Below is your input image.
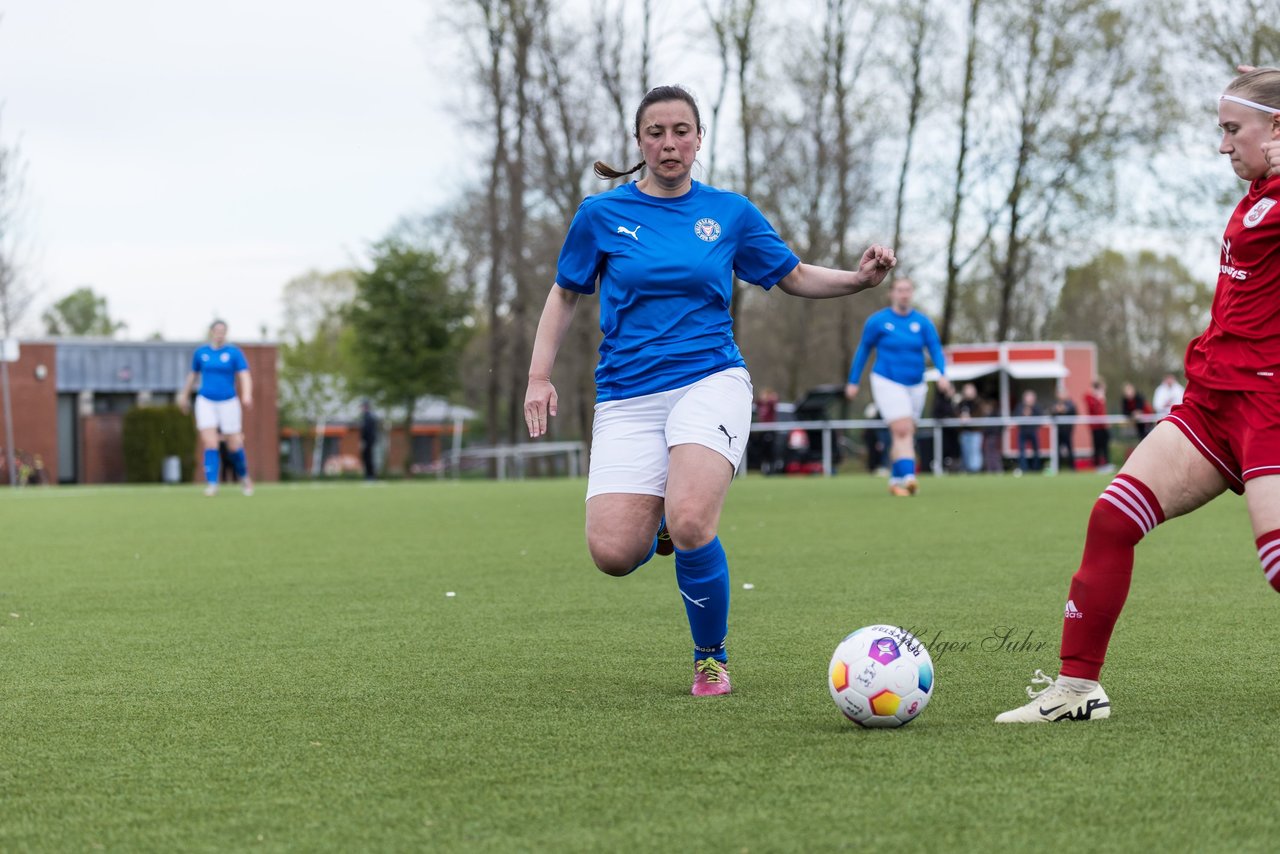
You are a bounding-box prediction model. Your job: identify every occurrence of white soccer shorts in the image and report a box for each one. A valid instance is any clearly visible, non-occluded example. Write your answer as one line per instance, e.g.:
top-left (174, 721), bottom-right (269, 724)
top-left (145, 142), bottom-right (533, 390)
top-left (586, 367), bottom-right (753, 499)
top-left (870, 373), bottom-right (927, 423)
top-left (194, 395), bottom-right (244, 435)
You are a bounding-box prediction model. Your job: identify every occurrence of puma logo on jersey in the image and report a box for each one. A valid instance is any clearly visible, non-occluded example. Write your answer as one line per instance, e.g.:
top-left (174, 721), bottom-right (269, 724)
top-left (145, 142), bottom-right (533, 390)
top-left (616, 225), bottom-right (641, 241)
top-left (717, 424), bottom-right (737, 447)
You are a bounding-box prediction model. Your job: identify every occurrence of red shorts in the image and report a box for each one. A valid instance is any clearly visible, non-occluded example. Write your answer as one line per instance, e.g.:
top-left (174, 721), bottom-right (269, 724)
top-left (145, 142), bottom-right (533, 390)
top-left (1164, 381), bottom-right (1280, 495)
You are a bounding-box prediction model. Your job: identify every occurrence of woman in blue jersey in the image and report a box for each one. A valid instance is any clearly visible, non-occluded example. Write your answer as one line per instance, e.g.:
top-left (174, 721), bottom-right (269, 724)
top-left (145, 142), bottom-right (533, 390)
top-left (178, 320), bottom-right (254, 497)
top-left (844, 277), bottom-right (951, 496)
top-left (523, 85), bottom-right (897, 697)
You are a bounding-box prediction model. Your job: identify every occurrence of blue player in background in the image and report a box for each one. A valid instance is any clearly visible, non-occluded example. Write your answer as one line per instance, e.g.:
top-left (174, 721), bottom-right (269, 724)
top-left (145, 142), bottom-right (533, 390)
top-left (523, 85), bottom-right (897, 697)
top-left (845, 277), bottom-right (951, 496)
top-left (178, 320), bottom-right (254, 497)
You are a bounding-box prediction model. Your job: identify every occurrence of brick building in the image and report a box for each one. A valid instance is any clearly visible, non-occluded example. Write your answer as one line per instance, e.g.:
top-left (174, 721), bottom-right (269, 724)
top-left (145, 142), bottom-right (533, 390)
top-left (281, 397), bottom-right (474, 477)
top-left (0, 339), bottom-right (277, 485)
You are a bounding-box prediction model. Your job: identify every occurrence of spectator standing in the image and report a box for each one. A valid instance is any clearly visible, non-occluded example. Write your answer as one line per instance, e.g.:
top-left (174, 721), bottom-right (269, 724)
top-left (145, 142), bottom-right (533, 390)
top-left (863, 402), bottom-right (889, 475)
top-left (1085, 379), bottom-right (1113, 472)
top-left (1051, 390), bottom-right (1079, 472)
top-left (359, 400), bottom-right (379, 480)
top-left (929, 386), bottom-right (960, 473)
top-left (955, 383), bottom-right (984, 473)
top-left (1151, 372), bottom-right (1185, 419)
top-left (1121, 382), bottom-right (1151, 439)
top-left (1015, 389), bottom-right (1044, 472)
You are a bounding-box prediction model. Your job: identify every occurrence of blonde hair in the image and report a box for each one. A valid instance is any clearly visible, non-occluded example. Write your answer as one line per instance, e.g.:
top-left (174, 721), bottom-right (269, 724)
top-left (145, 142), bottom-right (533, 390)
top-left (1225, 67), bottom-right (1280, 110)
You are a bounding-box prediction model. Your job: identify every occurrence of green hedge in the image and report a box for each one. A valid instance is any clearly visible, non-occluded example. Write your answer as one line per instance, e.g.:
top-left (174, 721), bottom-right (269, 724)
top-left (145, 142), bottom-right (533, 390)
top-left (122, 405), bottom-right (197, 483)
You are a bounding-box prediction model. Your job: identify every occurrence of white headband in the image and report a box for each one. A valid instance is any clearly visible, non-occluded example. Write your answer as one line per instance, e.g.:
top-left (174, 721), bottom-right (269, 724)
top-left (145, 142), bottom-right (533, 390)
top-left (1221, 94), bottom-right (1280, 114)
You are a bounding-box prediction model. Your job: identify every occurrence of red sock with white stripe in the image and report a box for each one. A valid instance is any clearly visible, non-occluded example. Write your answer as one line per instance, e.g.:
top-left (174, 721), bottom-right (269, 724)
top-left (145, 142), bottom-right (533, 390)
top-left (1257, 531), bottom-right (1280, 592)
top-left (1059, 474), bottom-right (1165, 681)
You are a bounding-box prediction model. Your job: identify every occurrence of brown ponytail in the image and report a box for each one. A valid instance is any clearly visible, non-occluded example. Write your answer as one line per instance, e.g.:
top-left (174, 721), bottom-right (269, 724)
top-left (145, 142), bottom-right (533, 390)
top-left (593, 159), bottom-right (646, 180)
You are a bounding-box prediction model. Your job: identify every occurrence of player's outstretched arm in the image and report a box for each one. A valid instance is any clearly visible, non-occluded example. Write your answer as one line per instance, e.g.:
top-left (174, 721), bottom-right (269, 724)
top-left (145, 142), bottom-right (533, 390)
top-left (238, 370), bottom-right (253, 409)
top-left (776, 244), bottom-right (896, 299)
top-left (177, 371), bottom-right (197, 414)
top-left (525, 285), bottom-right (580, 439)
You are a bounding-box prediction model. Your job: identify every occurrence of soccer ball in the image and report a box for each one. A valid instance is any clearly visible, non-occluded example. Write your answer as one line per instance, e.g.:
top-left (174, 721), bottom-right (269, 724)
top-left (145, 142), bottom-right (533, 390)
top-left (828, 625), bottom-right (934, 728)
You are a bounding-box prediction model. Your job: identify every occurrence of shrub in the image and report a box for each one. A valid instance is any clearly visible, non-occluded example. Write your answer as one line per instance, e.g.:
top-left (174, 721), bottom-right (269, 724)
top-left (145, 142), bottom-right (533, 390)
top-left (123, 405), bottom-right (196, 483)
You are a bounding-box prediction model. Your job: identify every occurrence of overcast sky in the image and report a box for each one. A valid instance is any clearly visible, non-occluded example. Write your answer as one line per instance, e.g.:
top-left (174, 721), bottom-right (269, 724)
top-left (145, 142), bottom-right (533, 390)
top-left (1, 0), bottom-right (466, 341)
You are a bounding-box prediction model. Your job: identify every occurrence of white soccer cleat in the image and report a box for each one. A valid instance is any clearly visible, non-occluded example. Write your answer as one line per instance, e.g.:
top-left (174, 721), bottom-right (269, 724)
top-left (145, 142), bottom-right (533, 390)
top-left (994, 668), bottom-right (1111, 723)
top-left (241, 476), bottom-right (254, 497)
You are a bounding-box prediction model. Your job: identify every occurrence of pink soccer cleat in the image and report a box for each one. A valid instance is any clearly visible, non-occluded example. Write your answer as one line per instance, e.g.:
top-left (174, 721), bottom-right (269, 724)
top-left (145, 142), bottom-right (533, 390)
top-left (692, 658), bottom-right (732, 696)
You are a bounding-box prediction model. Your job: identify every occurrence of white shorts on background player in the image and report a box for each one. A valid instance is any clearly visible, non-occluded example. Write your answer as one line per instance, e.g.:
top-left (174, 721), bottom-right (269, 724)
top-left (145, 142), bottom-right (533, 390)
top-left (194, 395), bottom-right (243, 434)
top-left (870, 373), bottom-right (927, 423)
top-left (586, 367), bottom-right (753, 500)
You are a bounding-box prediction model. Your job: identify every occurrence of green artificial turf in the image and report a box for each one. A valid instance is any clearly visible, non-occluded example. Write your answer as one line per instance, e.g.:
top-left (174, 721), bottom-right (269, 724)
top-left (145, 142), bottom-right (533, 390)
top-left (2, 473), bottom-right (1278, 852)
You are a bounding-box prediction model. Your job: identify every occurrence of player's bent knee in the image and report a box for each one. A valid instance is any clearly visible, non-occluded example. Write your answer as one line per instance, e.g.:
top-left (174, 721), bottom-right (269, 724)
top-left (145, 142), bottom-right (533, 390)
top-left (587, 539), bottom-right (647, 577)
top-left (1089, 474), bottom-right (1165, 546)
top-left (665, 513), bottom-right (717, 552)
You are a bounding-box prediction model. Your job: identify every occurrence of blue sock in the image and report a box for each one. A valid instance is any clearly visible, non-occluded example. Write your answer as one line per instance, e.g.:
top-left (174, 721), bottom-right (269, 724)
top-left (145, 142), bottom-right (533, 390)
top-left (675, 536), bottom-right (730, 662)
top-left (892, 458), bottom-right (915, 480)
top-left (230, 448), bottom-right (248, 478)
top-left (203, 449), bottom-right (220, 485)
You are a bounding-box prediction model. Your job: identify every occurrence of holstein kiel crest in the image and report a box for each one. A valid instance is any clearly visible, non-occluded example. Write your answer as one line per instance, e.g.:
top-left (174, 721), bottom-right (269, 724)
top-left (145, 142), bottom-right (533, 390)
top-left (1244, 198), bottom-right (1276, 229)
top-left (694, 217), bottom-right (722, 242)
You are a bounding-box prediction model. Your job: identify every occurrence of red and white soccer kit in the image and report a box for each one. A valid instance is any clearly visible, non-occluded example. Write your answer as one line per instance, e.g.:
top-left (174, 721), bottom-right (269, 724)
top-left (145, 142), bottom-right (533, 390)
top-left (1060, 175), bottom-right (1280, 680)
top-left (1169, 173), bottom-right (1280, 492)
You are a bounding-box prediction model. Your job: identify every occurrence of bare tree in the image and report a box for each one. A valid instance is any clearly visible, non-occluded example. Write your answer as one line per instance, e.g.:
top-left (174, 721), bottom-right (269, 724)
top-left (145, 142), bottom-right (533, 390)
top-left (888, 0), bottom-right (937, 258)
top-left (500, 0), bottom-right (539, 445)
top-left (1181, 0), bottom-right (1280, 72)
top-left (974, 0), bottom-right (1174, 341)
top-left (701, 0), bottom-right (733, 184)
top-left (0, 115), bottom-right (34, 486)
top-left (728, 0), bottom-right (883, 401)
top-left (941, 0), bottom-right (984, 345)
top-left (703, 0), bottom-right (762, 333)
top-left (470, 0), bottom-right (512, 454)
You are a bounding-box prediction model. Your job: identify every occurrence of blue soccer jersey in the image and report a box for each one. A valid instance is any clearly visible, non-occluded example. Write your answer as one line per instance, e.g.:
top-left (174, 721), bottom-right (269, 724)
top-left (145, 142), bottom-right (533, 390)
top-left (556, 180), bottom-right (800, 401)
top-left (848, 307), bottom-right (946, 387)
top-left (192, 345), bottom-right (249, 401)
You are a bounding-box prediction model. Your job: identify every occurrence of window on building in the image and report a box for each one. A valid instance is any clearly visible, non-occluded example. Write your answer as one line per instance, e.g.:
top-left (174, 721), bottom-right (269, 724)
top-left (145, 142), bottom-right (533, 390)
top-left (93, 393), bottom-right (136, 414)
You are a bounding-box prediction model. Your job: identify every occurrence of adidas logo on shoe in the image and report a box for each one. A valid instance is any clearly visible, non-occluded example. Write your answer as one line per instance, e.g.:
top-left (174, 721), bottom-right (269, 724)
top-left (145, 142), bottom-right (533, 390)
top-left (1064, 599), bottom-right (1083, 619)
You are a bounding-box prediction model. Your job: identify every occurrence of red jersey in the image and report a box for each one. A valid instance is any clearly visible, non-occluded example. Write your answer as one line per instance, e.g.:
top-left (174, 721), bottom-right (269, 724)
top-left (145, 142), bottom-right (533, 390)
top-left (1184, 173), bottom-right (1280, 391)
top-left (1084, 393), bottom-right (1107, 417)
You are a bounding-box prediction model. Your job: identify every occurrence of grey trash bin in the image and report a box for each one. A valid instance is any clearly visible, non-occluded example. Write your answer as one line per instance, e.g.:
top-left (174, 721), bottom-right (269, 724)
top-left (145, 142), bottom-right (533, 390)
top-left (162, 455), bottom-right (181, 484)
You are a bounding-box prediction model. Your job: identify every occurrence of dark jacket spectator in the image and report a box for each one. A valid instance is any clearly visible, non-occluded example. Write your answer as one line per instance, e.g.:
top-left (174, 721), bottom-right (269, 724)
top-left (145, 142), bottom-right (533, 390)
top-left (1015, 390), bottom-right (1044, 472)
top-left (1121, 382), bottom-right (1150, 439)
top-left (1051, 392), bottom-right (1078, 471)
